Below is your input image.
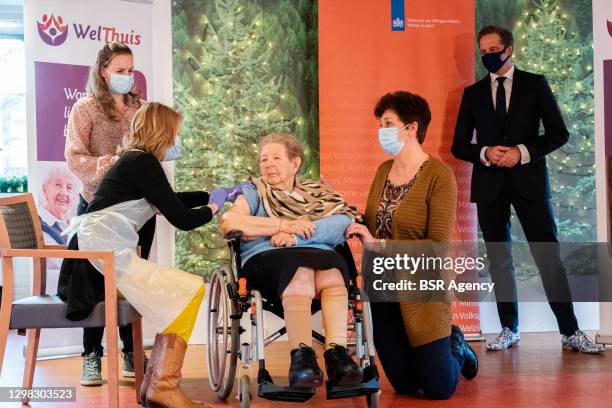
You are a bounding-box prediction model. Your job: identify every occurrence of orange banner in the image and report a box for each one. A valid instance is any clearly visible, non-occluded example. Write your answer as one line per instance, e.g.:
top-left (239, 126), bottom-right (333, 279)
top-left (318, 0), bottom-right (480, 333)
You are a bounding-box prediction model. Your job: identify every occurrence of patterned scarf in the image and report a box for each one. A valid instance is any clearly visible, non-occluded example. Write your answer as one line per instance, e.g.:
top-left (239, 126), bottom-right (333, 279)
top-left (251, 176), bottom-right (363, 222)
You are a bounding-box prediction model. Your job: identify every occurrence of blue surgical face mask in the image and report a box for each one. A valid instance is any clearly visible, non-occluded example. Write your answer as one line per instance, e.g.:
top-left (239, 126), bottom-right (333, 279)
top-left (378, 124), bottom-right (409, 156)
top-left (107, 72), bottom-right (134, 95)
top-left (481, 45), bottom-right (510, 74)
top-left (164, 137), bottom-right (182, 161)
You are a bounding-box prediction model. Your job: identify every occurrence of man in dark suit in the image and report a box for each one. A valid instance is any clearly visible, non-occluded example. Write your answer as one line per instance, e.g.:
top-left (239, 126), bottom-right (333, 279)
top-left (451, 25), bottom-right (604, 353)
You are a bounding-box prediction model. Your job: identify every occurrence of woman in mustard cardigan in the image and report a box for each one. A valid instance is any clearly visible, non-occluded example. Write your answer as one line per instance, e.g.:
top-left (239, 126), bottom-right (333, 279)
top-left (347, 91), bottom-right (478, 399)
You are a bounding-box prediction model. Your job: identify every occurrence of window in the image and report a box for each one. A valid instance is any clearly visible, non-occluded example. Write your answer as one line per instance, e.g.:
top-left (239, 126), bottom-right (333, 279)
top-left (0, 1), bottom-right (26, 192)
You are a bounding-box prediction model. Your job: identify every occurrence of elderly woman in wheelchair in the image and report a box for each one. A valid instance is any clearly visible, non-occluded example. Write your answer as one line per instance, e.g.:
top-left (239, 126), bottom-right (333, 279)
top-left (219, 133), bottom-right (365, 390)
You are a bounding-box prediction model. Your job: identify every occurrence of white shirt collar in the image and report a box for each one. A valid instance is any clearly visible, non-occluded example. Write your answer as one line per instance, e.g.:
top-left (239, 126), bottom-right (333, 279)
top-left (490, 65), bottom-right (515, 83)
top-left (39, 205), bottom-right (68, 228)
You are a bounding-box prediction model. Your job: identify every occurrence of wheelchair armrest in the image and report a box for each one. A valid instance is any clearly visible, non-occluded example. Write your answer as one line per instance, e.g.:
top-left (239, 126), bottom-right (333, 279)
top-left (225, 230), bottom-right (243, 241)
top-left (224, 230), bottom-right (243, 267)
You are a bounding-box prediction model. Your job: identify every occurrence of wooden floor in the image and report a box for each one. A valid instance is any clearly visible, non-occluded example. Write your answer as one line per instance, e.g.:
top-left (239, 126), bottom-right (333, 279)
top-left (1, 331), bottom-right (611, 408)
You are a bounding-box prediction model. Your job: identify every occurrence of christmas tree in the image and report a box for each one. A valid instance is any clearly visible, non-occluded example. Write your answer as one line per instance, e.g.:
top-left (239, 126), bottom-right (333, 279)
top-left (172, 0), bottom-right (318, 277)
top-left (513, 0), bottom-right (595, 242)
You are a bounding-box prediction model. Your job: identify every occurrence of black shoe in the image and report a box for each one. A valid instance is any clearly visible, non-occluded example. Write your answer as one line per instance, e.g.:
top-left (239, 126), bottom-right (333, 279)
top-left (289, 344), bottom-right (324, 388)
top-left (323, 343), bottom-right (363, 386)
top-left (450, 325), bottom-right (478, 380)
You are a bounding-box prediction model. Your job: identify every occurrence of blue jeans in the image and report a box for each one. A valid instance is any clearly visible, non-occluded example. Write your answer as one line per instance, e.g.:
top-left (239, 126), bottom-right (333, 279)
top-left (371, 302), bottom-right (460, 400)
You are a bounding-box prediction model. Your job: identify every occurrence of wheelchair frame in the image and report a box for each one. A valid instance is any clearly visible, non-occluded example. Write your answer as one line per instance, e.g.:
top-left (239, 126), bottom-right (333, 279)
top-left (205, 232), bottom-right (380, 407)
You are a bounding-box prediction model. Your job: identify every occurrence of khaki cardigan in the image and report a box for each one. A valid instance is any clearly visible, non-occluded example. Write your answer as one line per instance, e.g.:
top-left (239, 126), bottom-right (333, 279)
top-left (363, 156), bottom-right (458, 346)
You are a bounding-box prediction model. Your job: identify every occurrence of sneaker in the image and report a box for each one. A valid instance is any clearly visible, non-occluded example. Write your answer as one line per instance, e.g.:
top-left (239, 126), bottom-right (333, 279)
top-left (486, 327), bottom-right (520, 351)
top-left (288, 344), bottom-right (324, 388)
top-left (121, 352), bottom-right (149, 378)
top-left (81, 352), bottom-right (103, 386)
top-left (450, 325), bottom-right (478, 380)
top-left (561, 330), bottom-right (606, 354)
top-left (323, 343), bottom-right (363, 386)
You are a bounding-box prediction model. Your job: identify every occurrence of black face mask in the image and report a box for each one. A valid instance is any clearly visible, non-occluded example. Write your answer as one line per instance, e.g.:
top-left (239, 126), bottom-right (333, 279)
top-left (482, 45), bottom-right (510, 73)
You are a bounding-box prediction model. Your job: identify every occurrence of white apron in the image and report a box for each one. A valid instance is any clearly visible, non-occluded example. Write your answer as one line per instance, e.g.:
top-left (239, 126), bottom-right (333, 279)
top-left (64, 198), bottom-right (202, 332)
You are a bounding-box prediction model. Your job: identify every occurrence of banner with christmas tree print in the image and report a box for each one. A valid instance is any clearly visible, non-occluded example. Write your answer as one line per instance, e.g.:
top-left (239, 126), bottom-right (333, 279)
top-left (478, 0), bottom-right (596, 244)
top-left (172, 0), bottom-right (319, 277)
top-left (592, 0), bottom-right (612, 344)
top-left (476, 0), bottom-right (601, 334)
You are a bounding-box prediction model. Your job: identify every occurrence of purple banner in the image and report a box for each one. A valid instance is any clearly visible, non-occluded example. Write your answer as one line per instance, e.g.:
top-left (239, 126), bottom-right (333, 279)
top-left (605, 60), bottom-right (612, 159)
top-left (34, 61), bottom-right (147, 161)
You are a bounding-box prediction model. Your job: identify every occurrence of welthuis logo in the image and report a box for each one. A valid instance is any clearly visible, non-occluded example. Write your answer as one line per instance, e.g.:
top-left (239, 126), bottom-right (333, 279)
top-left (37, 14), bottom-right (68, 46)
top-left (73, 24), bottom-right (141, 45)
top-left (37, 13), bottom-right (142, 46)
top-left (608, 19), bottom-right (612, 37)
top-left (391, 0), bottom-right (405, 32)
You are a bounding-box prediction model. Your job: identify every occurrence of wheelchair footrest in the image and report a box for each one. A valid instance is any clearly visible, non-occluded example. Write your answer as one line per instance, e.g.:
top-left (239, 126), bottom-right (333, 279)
top-left (325, 377), bottom-right (380, 400)
top-left (258, 381), bottom-right (316, 402)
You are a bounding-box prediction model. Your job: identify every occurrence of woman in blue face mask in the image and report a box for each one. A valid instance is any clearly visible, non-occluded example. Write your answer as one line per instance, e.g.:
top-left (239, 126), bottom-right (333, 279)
top-left (64, 41), bottom-right (145, 386)
top-left (346, 91), bottom-right (478, 400)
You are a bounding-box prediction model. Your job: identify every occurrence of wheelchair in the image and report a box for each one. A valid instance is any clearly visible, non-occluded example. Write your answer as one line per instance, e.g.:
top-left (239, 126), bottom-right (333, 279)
top-left (205, 231), bottom-right (381, 407)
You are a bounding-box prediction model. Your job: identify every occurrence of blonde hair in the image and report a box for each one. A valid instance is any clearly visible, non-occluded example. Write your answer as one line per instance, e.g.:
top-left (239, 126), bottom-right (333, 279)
top-left (258, 133), bottom-right (304, 171)
top-left (87, 41), bottom-right (141, 121)
top-left (118, 102), bottom-right (181, 161)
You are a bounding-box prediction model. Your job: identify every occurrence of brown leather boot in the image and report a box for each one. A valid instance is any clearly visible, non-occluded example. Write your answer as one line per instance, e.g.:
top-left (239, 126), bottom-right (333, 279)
top-left (145, 333), bottom-right (205, 408)
top-left (139, 334), bottom-right (160, 405)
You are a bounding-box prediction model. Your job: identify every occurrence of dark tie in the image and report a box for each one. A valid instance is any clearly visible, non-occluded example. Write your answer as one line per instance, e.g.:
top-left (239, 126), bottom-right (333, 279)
top-left (496, 77), bottom-right (507, 122)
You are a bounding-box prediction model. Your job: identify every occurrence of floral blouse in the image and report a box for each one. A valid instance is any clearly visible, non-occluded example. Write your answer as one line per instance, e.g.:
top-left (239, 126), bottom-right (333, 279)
top-left (374, 160), bottom-right (428, 239)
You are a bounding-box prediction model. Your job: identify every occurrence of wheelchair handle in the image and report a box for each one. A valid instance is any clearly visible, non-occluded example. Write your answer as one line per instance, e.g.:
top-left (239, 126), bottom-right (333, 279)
top-left (356, 275), bottom-right (363, 289)
top-left (238, 277), bottom-right (248, 298)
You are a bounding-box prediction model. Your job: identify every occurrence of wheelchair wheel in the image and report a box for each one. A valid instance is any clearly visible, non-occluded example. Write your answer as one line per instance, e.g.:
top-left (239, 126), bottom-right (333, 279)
top-left (206, 267), bottom-right (240, 400)
top-left (366, 391), bottom-right (380, 408)
top-left (239, 374), bottom-right (251, 408)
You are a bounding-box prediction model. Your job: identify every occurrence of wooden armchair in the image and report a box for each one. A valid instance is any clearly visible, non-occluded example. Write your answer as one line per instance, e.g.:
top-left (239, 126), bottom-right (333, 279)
top-left (0, 193), bottom-right (144, 407)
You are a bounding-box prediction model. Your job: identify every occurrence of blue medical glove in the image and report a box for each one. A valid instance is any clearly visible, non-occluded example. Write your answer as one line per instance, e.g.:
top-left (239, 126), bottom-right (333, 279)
top-left (209, 187), bottom-right (229, 209)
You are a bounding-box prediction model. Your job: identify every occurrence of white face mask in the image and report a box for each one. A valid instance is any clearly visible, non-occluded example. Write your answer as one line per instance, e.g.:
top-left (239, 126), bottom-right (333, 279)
top-left (378, 123), bottom-right (409, 156)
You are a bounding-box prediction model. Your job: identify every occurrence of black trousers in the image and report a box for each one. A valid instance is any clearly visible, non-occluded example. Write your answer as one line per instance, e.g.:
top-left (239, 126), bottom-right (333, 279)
top-left (371, 302), bottom-right (460, 400)
top-left (77, 195), bottom-right (156, 356)
top-left (476, 177), bottom-right (579, 336)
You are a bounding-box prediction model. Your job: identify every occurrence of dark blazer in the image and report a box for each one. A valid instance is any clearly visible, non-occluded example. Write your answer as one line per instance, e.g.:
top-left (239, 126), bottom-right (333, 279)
top-left (451, 68), bottom-right (568, 203)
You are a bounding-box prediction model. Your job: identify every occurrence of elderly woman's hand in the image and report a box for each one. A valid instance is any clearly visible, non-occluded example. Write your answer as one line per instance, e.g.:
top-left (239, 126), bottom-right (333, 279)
top-left (271, 232), bottom-right (297, 247)
top-left (346, 223), bottom-right (378, 244)
top-left (280, 219), bottom-right (316, 240)
top-left (219, 212), bottom-right (235, 235)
